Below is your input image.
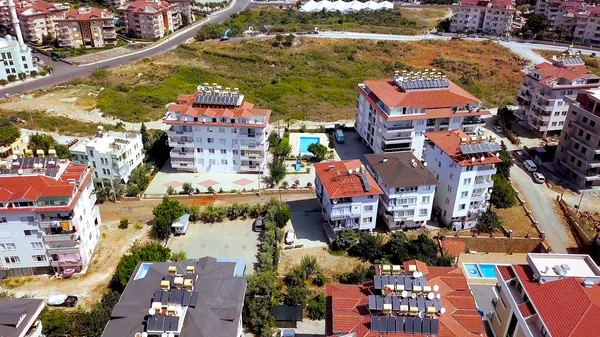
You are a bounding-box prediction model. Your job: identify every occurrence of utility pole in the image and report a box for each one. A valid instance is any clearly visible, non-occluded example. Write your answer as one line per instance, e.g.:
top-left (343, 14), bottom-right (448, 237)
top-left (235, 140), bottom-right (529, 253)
top-left (576, 190), bottom-right (585, 214)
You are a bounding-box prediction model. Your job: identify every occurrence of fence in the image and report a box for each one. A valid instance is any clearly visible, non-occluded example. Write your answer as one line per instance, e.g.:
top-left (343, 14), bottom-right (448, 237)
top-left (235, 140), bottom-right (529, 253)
top-left (511, 185), bottom-right (545, 239)
top-left (556, 196), bottom-right (594, 248)
top-left (142, 187), bottom-right (314, 200)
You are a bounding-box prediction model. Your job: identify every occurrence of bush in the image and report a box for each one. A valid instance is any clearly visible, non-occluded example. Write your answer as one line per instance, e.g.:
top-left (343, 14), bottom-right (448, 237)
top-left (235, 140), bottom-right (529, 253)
top-left (167, 186), bottom-right (176, 195)
top-left (300, 255), bottom-right (320, 277)
top-left (284, 285), bottom-right (308, 307)
top-left (349, 233), bottom-right (384, 262)
top-left (30, 70), bottom-right (38, 77)
top-left (477, 210), bottom-right (503, 234)
top-left (7, 74), bottom-right (17, 82)
top-left (170, 251), bottom-right (187, 262)
top-left (313, 273), bottom-right (327, 286)
top-left (307, 295), bottom-right (326, 320)
top-left (119, 218), bottom-right (129, 229)
top-left (332, 229), bottom-right (360, 251)
top-left (182, 182), bottom-right (193, 194)
top-left (93, 69), bottom-right (108, 78)
top-left (273, 205), bottom-right (292, 228)
top-left (308, 143), bottom-right (328, 161)
top-left (126, 184), bottom-right (140, 197)
top-left (0, 79), bottom-right (7, 85)
top-left (184, 204), bottom-right (201, 221)
top-left (338, 265), bottom-right (374, 284)
top-left (39, 70), bottom-right (48, 76)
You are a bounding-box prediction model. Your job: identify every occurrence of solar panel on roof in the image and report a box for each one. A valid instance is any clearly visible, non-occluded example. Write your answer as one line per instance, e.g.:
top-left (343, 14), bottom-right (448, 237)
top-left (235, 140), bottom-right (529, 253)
top-left (401, 298), bottom-right (408, 306)
top-left (376, 296), bottom-right (384, 311)
top-left (368, 295), bottom-right (376, 310)
top-left (383, 296), bottom-right (391, 305)
top-left (153, 291), bottom-right (163, 303)
top-left (387, 316), bottom-right (395, 333)
top-left (182, 291), bottom-right (192, 306)
top-left (374, 276), bottom-right (382, 290)
top-left (431, 319), bottom-right (439, 335)
top-left (360, 173), bottom-right (370, 192)
top-left (417, 297), bottom-right (425, 312)
top-left (160, 291), bottom-right (169, 305)
top-left (409, 298), bottom-right (417, 309)
top-left (404, 277), bottom-right (412, 291)
top-left (189, 291), bottom-right (199, 307)
top-left (434, 298), bottom-right (441, 311)
top-left (413, 317), bottom-right (422, 334)
top-left (405, 317), bottom-right (413, 333)
top-left (165, 316), bottom-right (180, 332)
top-left (423, 318), bottom-right (432, 334)
top-left (371, 316), bottom-right (380, 332)
top-left (392, 296), bottom-right (400, 311)
top-left (395, 317), bottom-right (404, 333)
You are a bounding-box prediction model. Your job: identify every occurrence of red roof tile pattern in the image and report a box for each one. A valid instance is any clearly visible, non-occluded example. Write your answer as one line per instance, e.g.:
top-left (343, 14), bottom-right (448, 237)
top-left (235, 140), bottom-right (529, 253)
top-left (118, 0), bottom-right (173, 12)
top-left (327, 262), bottom-right (485, 337)
top-left (403, 260), bottom-right (429, 274)
top-left (441, 238), bottom-right (467, 257)
top-left (530, 61), bottom-right (598, 89)
top-left (459, 0), bottom-right (515, 9)
top-left (16, 1), bottom-right (68, 16)
top-left (497, 265), bottom-right (516, 281)
top-left (314, 160), bottom-right (382, 199)
top-left (511, 264), bottom-right (600, 337)
top-left (56, 7), bottom-right (114, 21)
top-left (424, 130), bottom-right (503, 167)
top-left (517, 301), bottom-right (536, 318)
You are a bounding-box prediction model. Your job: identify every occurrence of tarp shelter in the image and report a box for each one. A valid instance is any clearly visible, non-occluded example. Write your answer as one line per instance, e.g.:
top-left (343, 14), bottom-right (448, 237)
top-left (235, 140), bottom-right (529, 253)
top-left (271, 305), bottom-right (303, 328)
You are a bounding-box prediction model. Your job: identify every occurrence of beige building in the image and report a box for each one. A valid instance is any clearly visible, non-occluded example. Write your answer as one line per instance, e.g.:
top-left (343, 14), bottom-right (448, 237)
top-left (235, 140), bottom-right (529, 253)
top-left (0, 133), bottom-right (26, 160)
top-left (12, 0), bottom-right (68, 44)
top-left (118, 0), bottom-right (178, 39)
top-left (450, 0), bottom-right (516, 36)
top-left (54, 7), bottom-right (117, 48)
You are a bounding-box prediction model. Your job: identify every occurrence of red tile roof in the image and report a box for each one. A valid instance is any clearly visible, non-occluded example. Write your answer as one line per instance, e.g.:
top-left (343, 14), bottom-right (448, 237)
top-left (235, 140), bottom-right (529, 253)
top-left (118, 0), bottom-right (174, 12)
top-left (424, 130), bottom-right (503, 167)
top-left (56, 7), bottom-right (114, 21)
top-left (511, 264), bottom-right (600, 337)
top-left (441, 238), bottom-right (467, 257)
top-left (327, 263), bottom-right (485, 337)
top-left (459, 0), bottom-right (515, 9)
top-left (517, 301), bottom-right (536, 318)
top-left (403, 260), bottom-right (429, 274)
top-left (530, 61), bottom-right (598, 89)
top-left (497, 265), bottom-right (516, 281)
top-left (16, 1), bottom-right (67, 16)
top-left (314, 160), bottom-right (382, 199)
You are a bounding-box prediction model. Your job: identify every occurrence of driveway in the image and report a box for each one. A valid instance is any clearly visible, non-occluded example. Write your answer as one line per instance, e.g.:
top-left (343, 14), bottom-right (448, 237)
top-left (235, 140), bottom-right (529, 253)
top-left (333, 130), bottom-right (373, 164)
top-left (288, 198), bottom-right (328, 248)
top-left (510, 163), bottom-right (569, 253)
top-left (167, 218), bottom-right (259, 273)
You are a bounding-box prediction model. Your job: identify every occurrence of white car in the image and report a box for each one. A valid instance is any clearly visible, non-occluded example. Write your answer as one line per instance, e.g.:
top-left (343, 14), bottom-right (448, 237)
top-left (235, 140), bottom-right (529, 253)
top-left (493, 125), bottom-right (504, 134)
top-left (532, 172), bottom-right (546, 184)
top-left (285, 229), bottom-right (296, 245)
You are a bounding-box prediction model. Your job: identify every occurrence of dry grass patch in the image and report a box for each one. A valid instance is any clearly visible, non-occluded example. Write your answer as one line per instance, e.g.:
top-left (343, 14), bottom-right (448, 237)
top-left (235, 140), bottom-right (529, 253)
top-left (278, 246), bottom-right (368, 276)
top-left (493, 206), bottom-right (536, 237)
top-left (398, 7), bottom-right (450, 29)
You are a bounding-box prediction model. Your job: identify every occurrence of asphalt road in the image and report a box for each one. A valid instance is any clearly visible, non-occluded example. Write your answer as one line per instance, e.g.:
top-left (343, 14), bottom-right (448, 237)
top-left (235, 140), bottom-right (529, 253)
top-left (510, 162), bottom-right (569, 253)
top-left (0, 0), bottom-right (250, 97)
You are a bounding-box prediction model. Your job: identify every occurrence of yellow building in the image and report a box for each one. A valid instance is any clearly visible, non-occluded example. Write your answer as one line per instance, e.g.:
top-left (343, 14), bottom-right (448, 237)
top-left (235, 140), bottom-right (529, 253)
top-left (0, 133), bottom-right (26, 159)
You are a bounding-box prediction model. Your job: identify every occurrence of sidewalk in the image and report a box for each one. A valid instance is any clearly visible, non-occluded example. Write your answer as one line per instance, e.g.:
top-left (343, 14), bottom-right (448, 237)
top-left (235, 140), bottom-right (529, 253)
top-left (67, 43), bottom-right (149, 64)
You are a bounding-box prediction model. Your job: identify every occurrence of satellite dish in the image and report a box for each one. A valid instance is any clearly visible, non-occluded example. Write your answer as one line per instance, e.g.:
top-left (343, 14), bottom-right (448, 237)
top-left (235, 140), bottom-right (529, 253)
top-left (440, 307), bottom-right (446, 314)
top-left (436, 294), bottom-right (441, 299)
top-left (411, 293), bottom-right (417, 299)
top-left (148, 308), bottom-right (156, 316)
top-left (413, 271), bottom-right (419, 278)
top-left (423, 162), bottom-right (428, 167)
top-left (401, 291), bottom-right (408, 298)
top-left (135, 333), bottom-right (142, 337)
top-left (142, 333), bottom-right (148, 337)
top-left (427, 292), bottom-right (435, 300)
top-left (418, 311), bottom-right (425, 319)
top-left (332, 199), bottom-right (338, 204)
top-left (12, 155), bottom-right (17, 160)
top-left (17, 169), bottom-right (23, 175)
top-left (433, 285), bottom-right (440, 292)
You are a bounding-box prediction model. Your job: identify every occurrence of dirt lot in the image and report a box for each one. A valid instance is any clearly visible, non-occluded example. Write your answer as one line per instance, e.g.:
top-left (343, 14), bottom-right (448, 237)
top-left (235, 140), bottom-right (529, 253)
top-left (278, 247), bottom-right (368, 277)
top-left (398, 7), bottom-right (451, 30)
top-left (493, 206), bottom-right (537, 237)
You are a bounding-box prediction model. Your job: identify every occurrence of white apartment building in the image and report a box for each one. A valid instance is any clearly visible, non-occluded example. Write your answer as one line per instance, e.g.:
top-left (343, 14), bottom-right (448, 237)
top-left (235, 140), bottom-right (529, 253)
top-left (314, 160), bottom-right (382, 235)
top-left (423, 130), bottom-right (501, 230)
top-left (118, 0), bottom-right (177, 39)
top-left (450, 0), bottom-right (516, 36)
top-left (0, 0), bottom-right (34, 80)
top-left (356, 70), bottom-right (488, 159)
top-left (165, 84), bottom-right (269, 173)
top-left (69, 128), bottom-right (143, 183)
top-left (554, 89), bottom-right (600, 189)
top-left (365, 153), bottom-right (438, 230)
top-left (0, 158), bottom-right (101, 277)
top-left (54, 7), bottom-right (117, 48)
top-left (515, 55), bottom-right (600, 137)
top-left (489, 253), bottom-right (600, 337)
top-left (571, 7), bottom-right (600, 45)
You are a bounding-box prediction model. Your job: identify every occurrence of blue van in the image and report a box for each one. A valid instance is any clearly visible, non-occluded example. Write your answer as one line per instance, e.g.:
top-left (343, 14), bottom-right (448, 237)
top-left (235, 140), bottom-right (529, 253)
top-left (335, 129), bottom-right (345, 144)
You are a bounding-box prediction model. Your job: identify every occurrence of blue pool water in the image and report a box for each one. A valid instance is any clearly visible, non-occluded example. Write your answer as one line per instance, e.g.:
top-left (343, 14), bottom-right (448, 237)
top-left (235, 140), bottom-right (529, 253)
top-left (479, 264), bottom-right (496, 278)
top-left (299, 137), bottom-right (320, 155)
top-left (134, 263), bottom-right (152, 280)
top-left (464, 263), bottom-right (482, 278)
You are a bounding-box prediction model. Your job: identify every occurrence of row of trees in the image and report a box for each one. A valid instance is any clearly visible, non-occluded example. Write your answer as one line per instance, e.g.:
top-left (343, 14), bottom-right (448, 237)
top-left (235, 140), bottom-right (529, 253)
top-left (283, 256), bottom-right (326, 320)
top-left (195, 198), bottom-right (291, 226)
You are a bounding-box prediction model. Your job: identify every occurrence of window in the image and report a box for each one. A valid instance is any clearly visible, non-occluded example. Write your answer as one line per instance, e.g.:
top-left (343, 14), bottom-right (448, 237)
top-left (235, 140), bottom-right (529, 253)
top-left (367, 195), bottom-right (374, 199)
top-left (218, 127), bottom-right (225, 133)
top-left (4, 256), bottom-right (20, 264)
top-left (31, 242), bottom-right (43, 249)
top-left (364, 205), bottom-right (373, 212)
top-left (0, 243), bottom-right (16, 251)
top-left (20, 216), bottom-right (34, 222)
top-left (362, 217), bottom-right (373, 223)
top-left (23, 230), bottom-right (39, 236)
top-left (466, 166), bottom-right (474, 171)
top-left (461, 191), bottom-right (469, 198)
top-left (219, 149), bottom-right (226, 154)
top-left (209, 149), bottom-right (215, 154)
top-left (209, 159), bottom-right (216, 165)
top-left (445, 197), bottom-right (450, 205)
top-left (197, 148), bottom-right (203, 153)
top-left (32, 255), bottom-right (46, 262)
top-left (463, 178), bottom-right (471, 185)
top-left (220, 159), bottom-right (227, 164)
top-left (421, 196), bottom-right (430, 203)
top-left (447, 185), bottom-right (452, 193)
top-left (419, 209), bottom-right (428, 216)
top-left (233, 150), bottom-right (239, 155)
top-left (0, 217), bottom-right (6, 223)
top-left (207, 138), bottom-right (214, 143)
top-left (458, 204), bottom-right (466, 210)
top-left (219, 138), bottom-right (226, 145)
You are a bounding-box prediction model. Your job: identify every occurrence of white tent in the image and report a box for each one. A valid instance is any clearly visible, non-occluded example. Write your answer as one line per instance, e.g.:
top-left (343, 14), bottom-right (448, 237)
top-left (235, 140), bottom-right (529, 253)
top-left (346, 0), bottom-right (365, 12)
top-left (299, 0), bottom-right (318, 12)
top-left (300, 0), bottom-right (394, 13)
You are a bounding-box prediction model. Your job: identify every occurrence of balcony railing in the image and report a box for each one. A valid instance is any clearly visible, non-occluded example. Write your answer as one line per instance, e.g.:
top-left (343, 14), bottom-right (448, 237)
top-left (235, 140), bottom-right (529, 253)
top-left (170, 150), bottom-right (195, 158)
top-left (385, 125), bottom-right (414, 131)
top-left (39, 219), bottom-right (73, 229)
top-left (474, 177), bottom-right (493, 185)
top-left (44, 231), bottom-right (79, 242)
top-left (462, 118), bottom-right (484, 125)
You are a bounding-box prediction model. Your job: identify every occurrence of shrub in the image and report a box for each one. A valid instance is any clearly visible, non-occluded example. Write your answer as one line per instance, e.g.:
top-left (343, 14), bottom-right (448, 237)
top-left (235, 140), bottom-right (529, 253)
top-left (182, 182), bottom-right (193, 194)
top-left (170, 251), bottom-right (187, 262)
top-left (299, 123), bottom-right (307, 133)
top-left (7, 74), bottom-right (16, 82)
top-left (0, 79), bottom-right (7, 85)
top-left (477, 210), bottom-right (503, 234)
top-left (308, 143), bottom-right (328, 161)
top-left (207, 186), bottom-right (215, 194)
top-left (167, 186), bottom-right (175, 195)
top-left (307, 295), bottom-right (326, 320)
top-left (281, 181), bottom-right (289, 189)
top-left (306, 182), bottom-right (313, 188)
top-left (111, 243), bottom-right (170, 292)
top-left (30, 70), bottom-right (38, 77)
top-left (313, 273), bottom-right (327, 286)
top-left (119, 218), bottom-right (129, 229)
top-left (284, 285), bottom-right (308, 307)
top-left (332, 229), bottom-right (360, 251)
top-left (93, 69), bottom-right (108, 78)
top-left (300, 255), bottom-right (320, 277)
top-left (39, 70), bottom-right (48, 76)
top-left (184, 204), bottom-right (201, 221)
top-left (273, 205), bottom-right (292, 228)
top-left (338, 265), bottom-right (374, 284)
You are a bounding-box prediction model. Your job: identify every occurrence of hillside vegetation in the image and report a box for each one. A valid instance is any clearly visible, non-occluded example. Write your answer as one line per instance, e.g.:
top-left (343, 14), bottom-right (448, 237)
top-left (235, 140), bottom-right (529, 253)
top-left (71, 38), bottom-right (525, 122)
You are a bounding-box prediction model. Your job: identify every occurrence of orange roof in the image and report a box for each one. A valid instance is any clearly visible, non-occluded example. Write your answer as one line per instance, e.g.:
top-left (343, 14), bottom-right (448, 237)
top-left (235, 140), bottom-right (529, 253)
top-left (327, 262), bottom-right (486, 337)
top-left (497, 265), bottom-right (516, 281)
top-left (314, 160), bottom-right (382, 199)
top-left (530, 61), bottom-right (597, 89)
top-left (16, 1), bottom-right (68, 16)
top-left (424, 130), bottom-right (503, 167)
top-left (118, 0), bottom-right (173, 12)
top-left (441, 238), bottom-right (467, 257)
top-left (56, 7), bottom-right (114, 21)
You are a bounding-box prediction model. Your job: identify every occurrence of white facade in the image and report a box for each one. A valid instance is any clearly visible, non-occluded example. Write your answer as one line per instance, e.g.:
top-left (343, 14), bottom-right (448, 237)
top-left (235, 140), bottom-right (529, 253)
top-left (0, 35), bottom-right (34, 80)
top-left (515, 56), bottom-right (600, 137)
top-left (69, 130), bottom-right (144, 183)
top-left (450, 0), bottom-right (516, 36)
top-left (424, 131), bottom-right (499, 230)
top-left (378, 184), bottom-right (436, 230)
top-left (0, 161), bottom-right (101, 277)
top-left (165, 85), bottom-right (269, 173)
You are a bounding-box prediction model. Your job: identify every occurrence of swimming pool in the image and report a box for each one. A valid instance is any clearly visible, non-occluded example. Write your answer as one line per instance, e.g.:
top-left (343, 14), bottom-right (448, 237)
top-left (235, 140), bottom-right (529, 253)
top-left (299, 137), bottom-right (320, 155)
top-left (464, 263), bottom-right (497, 279)
top-left (134, 263), bottom-right (152, 280)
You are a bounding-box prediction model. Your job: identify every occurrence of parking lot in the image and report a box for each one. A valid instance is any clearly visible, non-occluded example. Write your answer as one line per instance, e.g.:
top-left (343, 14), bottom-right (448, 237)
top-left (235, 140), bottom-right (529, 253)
top-left (167, 218), bottom-right (260, 273)
top-left (287, 198), bottom-right (328, 248)
top-left (332, 130), bottom-right (373, 163)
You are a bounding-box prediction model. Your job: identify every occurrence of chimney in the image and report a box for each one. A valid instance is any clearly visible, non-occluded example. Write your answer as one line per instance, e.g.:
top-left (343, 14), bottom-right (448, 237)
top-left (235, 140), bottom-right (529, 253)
top-left (7, 0), bottom-right (26, 51)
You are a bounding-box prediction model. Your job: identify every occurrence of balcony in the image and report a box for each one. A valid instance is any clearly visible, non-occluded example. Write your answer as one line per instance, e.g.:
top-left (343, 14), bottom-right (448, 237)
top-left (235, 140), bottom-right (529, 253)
top-left (474, 176), bottom-right (493, 185)
top-left (167, 128), bottom-right (192, 137)
top-left (170, 139), bottom-right (194, 148)
top-left (385, 124), bottom-right (414, 131)
top-left (38, 219), bottom-right (73, 229)
top-left (46, 243), bottom-right (80, 254)
top-left (240, 165), bottom-right (262, 172)
top-left (381, 132), bottom-right (412, 142)
top-left (170, 150), bottom-right (195, 158)
top-left (462, 117), bottom-right (484, 125)
top-left (44, 231), bottom-right (79, 243)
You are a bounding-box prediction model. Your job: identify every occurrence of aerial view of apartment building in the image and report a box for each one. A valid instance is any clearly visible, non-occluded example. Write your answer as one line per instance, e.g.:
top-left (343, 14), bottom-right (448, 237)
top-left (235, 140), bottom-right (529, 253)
top-left (515, 54), bottom-right (600, 137)
top-left (327, 261), bottom-right (486, 337)
top-left (490, 253), bottom-right (600, 337)
top-left (8, 0), bottom-right (68, 44)
top-left (554, 89), bottom-right (600, 188)
top-left (0, 0), bottom-right (35, 80)
top-left (313, 159), bottom-right (382, 235)
top-left (69, 128), bottom-right (143, 183)
top-left (450, 0), bottom-right (516, 36)
top-left (0, 298), bottom-right (44, 337)
top-left (165, 84), bottom-right (270, 173)
top-left (365, 153), bottom-right (438, 230)
top-left (54, 7), bottom-right (117, 48)
top-left (0, 158), bottom-right (101, 277)
top-left (423, 130), bottom-right (501, 230)
top-left (118, 0), bottom-right (178, 39)
top-left (355, 70), bottom-right (488, 159)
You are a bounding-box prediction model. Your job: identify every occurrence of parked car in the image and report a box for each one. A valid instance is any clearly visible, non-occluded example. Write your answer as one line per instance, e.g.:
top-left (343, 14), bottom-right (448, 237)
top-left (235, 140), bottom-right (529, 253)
top-left (451, 35), bottom-right (462, 40)
top-left (253, 217), bottom-right (264, 232)
top-left (532, 172), bottom-right (546, 184)
top-left (285, 228), bottom-right (296, 245)
top-left (335, 129), bottom-right (345, 143)
top-left (524, 160), bottom-right (537, 172)
top-left (512, 150), bottom-right (525, 162)
top-left (48, 294), bottom-right (78, 307)
top-left (493, 125), bottom-right (504, 134)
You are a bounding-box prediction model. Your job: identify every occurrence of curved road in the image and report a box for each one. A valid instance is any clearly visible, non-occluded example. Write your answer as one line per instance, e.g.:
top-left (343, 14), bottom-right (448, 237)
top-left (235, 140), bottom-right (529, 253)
top-left (0, 0), bottom-right (250, 97)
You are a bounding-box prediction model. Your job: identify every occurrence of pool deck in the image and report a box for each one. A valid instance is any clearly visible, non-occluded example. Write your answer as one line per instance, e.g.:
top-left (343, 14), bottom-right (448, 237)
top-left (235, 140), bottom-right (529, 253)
top-left (289, 132), bottom-right (330, 157)
top-left (458, 253), bottom-right (528, 285)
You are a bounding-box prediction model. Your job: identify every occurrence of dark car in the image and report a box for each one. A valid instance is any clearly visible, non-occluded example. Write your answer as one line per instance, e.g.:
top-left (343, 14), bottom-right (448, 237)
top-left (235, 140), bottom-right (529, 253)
top-left (48, 295), bottom-right (78, 307)
top-left (253, 217), bottom-right (264, 232)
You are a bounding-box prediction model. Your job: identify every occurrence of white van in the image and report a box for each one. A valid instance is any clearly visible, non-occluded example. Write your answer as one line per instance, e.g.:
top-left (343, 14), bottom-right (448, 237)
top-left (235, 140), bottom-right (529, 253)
top-left (524, 160), bottom-right (537, 172)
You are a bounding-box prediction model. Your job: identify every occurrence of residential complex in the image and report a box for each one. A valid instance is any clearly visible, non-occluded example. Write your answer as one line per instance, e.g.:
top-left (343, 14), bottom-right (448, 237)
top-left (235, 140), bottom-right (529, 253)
top-left (0, 133), bottom-right (26, 159)
top-left (314, 160), bottom-right (382, 234)
top-left (0, 298), bottom-right (44, 337)
top-left (424, 130), bottom-right (502, 230)
top-left (10, 1), bottom-right (68, 44)
top-left (0, 158), bottom-right (101, 277)
top-left (554, 89), bottom-right (600, 188)
top-left (54, 7), bottom-right (117, 48)
top-left (118, 0), bottom-right (177, 39)
top-left (365, 153), bottom-right (438, 230)
top-left (355, 70), bottom-right (488, 159)
top-left (515, 55), bottom-right (600, 137)
top-left (0, 0), bottom-right (34, 80)
top-left (449, 0), bottom-right (516, 36)
top-left (69, 128), bottom-right (144, 183)
top-left (165, 84), bottom-right (270, 173)
top-left (102, 257), bottom-right (247, 337)
top-left (490, 253), bottom-right (600, 337)
top-left (327, 261), bottom-right (486, 337)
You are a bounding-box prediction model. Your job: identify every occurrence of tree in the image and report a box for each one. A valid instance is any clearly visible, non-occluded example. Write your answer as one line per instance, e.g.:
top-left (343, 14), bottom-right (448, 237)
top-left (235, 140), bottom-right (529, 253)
top-left (490, 175), bottom-right (517, 208)
top-left (111, 243), bottom-right (170, 292)
top-left (275, 137), bottom-right (292, 157)
top-left (437, 18), bottom-right (451, 32)
top-left (170, 251), bottom-right (187, 262)
top-left (332, 229), bottom-right (360, 251)
top-left (119, 218), bottom-right (129, 229)
top-left (496, 141), bottom-right (513, 180)
top-left (284, 285), bottom-right (308, 306)
top-left (0, 119), bottom-right (20, 146)
top-left (300, 255), bottom-right (320, 277)
top-left (268, 159), bottom-right (286, 184)
top-left (383, 231), bottom-right (411, 264)
top-left (42, 33), bottom-right (54, 46)
top-left (477, 210), bottom-right (503, 234)
top-left (140, 122), bottom-right (149, 147)
top-left (181, 13), bottom-right (190, 27)
top-left (307, 295), bottom-right (326, 320)
top-left (349, 233), bottom-right (383, 262)
top-left (153, 197), bottom-right (185, 223)
top-left (268, 131), bottom-right (280, 148)
top-left (273, 206), bottom-right (292, 228)
top-left (145, 130), bottom-right (169, 167)
top-left (521, 14), bottom-right (550, 37)
top-left (184, 204), bottom-right (201, 221)
top-left (182, 182), bottom-right (193, 194)
top-left (128, 164), bottom-right (150, 190)
top-left (308, 143), bottom-right (328, 161)
top-left (152, 215), bottom-right (173, 240)
top-left (284, 33), bottom-right (296, 46)
top-left (28, 133), bottom-right (71, 158)
top-left (407, 234), bottom-right (440, 265)
top-left (18, 72), bottom-right (26, 81)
